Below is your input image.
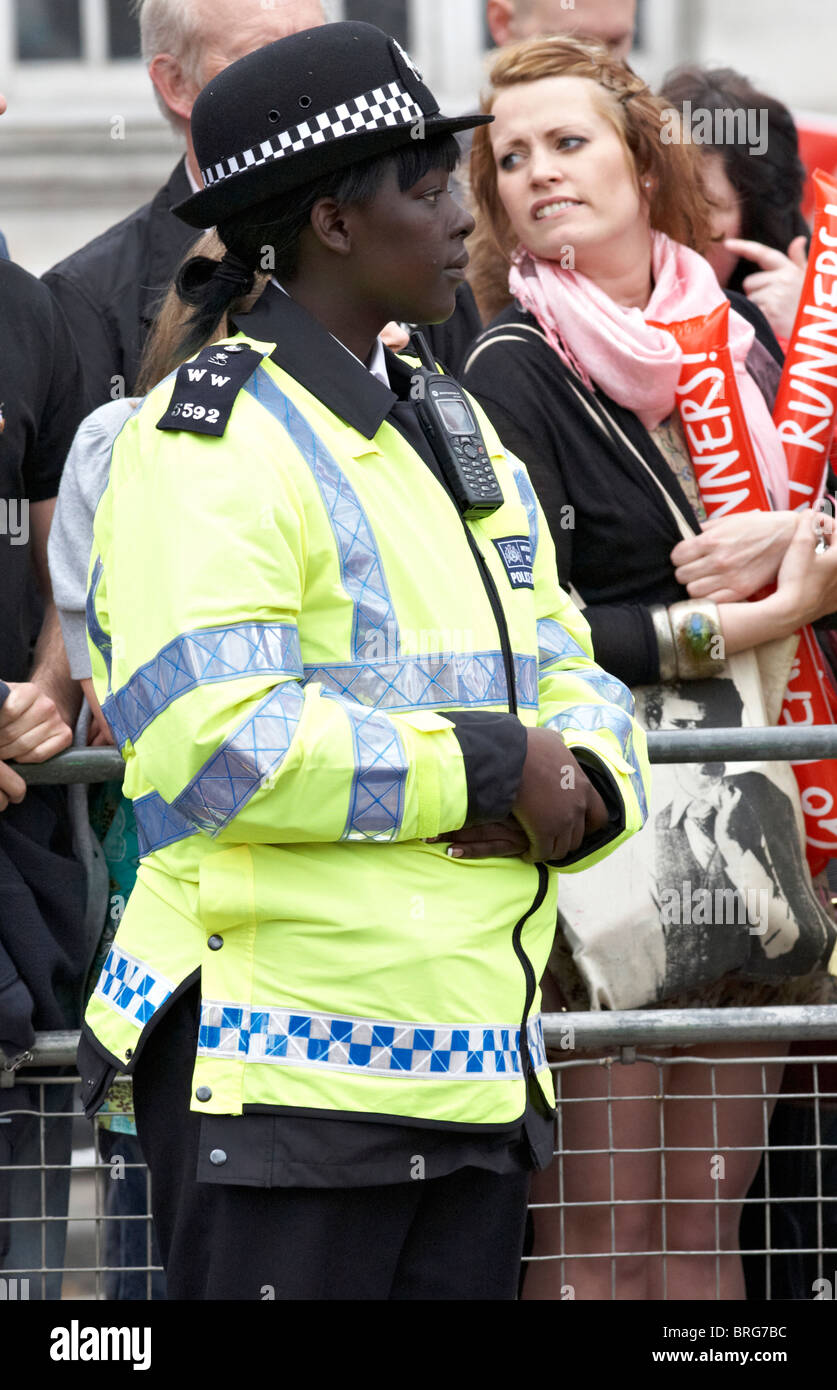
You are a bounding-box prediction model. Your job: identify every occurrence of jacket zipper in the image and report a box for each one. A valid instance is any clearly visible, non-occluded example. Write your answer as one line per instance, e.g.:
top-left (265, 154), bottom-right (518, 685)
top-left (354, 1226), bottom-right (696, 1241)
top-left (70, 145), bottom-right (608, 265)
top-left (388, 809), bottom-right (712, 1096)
top-left (437, 474), bottom-right (538, 1072)
top-left (460, 522), bottom-right (518, 716)
top-left (512, 864), bottom-right (550, 1080)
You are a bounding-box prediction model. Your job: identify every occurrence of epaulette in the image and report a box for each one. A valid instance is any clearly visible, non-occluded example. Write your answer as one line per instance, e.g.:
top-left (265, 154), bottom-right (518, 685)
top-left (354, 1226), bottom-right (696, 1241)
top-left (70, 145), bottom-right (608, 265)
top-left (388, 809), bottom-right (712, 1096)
top-left (156, 342), bottom-right (266, 437)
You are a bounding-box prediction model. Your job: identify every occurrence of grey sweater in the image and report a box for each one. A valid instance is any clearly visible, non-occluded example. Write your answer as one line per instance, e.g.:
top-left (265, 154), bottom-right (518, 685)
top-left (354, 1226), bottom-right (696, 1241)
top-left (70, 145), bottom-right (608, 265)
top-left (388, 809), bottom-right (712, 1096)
top-left (48, 397), bottom-right (139, 679)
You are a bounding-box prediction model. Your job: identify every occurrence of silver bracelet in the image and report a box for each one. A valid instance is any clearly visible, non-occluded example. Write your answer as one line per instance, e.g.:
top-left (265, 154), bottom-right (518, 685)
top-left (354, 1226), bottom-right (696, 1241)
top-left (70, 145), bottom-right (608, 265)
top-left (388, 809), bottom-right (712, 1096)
top-left (649, 604), bottom-right (677, 683)
top-left (669, 600), bottom-right (724, 681)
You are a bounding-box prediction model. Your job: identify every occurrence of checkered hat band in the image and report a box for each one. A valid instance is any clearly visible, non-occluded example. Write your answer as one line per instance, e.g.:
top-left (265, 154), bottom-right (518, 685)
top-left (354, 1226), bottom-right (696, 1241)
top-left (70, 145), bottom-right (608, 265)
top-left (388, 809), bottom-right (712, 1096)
top-left (202, 81), bottom-right (425, 188)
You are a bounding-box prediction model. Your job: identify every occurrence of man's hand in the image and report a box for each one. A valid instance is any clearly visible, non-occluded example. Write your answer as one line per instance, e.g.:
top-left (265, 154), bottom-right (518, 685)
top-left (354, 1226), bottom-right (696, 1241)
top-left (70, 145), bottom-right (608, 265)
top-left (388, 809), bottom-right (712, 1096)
top-left (512, 727), bottom-right (608, 862)
top-left (0, 759), bottom-right (26, 812)
top-left (724, 235), bottom-right (807, 341)
top-left (80, 677), bottom-right (115, 747)
top-left (0, 681), bottom-right (73, 764)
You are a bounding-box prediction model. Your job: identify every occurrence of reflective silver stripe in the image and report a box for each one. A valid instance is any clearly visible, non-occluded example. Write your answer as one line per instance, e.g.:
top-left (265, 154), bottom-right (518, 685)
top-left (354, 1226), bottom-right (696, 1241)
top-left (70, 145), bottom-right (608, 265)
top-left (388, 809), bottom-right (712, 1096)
top-left (133, 680), bottom-right (407, 853)
top-left (103, 623), bottom-right (302, 749)
top-left (171, 679), bottom-right (306, 834)
top-left (537, 617), bottom-right (589, 671)
top-left (133, 679), bottom-right (305, 853)
top-left (133, 792), bottom-right (198, 858)
top-left (337, 699), bottom-right (407, 841)
top-left (306, 649), bottom-right (538, 711)
top-left (198, 998), bottom-right (547, 1080)
top-left (509, 458), bottom-right (540, 558)
top-left (546, 703), bottom-right (648, 820)
top-left (580, 671), bottom-right (636, 715)
top-left (86, 556), bottom-right (112, 690)
top-left (244, 370), bottom-right (397, 659)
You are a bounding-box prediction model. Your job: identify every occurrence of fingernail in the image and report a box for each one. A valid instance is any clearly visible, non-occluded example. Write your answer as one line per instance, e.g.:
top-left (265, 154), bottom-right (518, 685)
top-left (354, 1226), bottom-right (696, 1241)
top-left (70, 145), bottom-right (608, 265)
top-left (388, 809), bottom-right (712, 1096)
top-left (447, 846), bottom-right (464, 858)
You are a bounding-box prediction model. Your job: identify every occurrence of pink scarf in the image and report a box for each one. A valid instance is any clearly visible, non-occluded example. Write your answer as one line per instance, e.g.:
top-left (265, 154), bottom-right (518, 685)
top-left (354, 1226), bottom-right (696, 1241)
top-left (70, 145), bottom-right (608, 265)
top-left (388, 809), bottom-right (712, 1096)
top-left (509, 230), bottom-right (790, 509)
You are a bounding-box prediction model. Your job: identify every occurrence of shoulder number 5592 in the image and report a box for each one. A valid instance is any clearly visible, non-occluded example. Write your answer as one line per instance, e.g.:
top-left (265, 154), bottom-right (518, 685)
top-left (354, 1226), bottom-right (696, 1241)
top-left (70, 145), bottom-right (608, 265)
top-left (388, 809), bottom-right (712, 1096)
top-left (170, 403), bottom-right (220, 423)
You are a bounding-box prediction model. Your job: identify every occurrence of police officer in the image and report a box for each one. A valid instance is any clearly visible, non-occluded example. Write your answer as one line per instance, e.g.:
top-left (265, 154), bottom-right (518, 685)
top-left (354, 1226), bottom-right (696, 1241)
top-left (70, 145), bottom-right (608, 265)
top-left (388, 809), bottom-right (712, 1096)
top-left (78, 21), bottom-right (649, 1300)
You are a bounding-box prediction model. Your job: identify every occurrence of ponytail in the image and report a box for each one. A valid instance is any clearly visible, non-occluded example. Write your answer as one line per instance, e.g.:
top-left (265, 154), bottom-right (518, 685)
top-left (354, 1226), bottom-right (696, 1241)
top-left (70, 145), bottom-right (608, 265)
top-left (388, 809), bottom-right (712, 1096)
top-left (173, 249), bottom-right (256, 362)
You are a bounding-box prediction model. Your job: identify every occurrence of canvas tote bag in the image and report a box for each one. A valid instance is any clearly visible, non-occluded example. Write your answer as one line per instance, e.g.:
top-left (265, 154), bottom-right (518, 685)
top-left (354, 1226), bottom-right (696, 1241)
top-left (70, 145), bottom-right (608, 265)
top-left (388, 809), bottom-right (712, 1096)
top-left (550, 378), bottom-right (835, 1009)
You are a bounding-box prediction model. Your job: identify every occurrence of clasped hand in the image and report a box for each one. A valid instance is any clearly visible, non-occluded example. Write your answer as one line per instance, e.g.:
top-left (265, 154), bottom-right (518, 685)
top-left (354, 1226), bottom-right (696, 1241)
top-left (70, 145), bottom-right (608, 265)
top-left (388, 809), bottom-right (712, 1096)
top-left (430, 727), bottom-right (608, 862)
top-left (671, 510), bottom-right (797, 602)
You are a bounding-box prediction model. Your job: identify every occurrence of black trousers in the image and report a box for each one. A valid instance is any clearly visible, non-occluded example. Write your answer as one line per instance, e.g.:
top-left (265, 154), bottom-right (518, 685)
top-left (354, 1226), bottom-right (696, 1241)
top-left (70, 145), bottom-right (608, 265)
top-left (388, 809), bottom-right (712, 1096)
top-left (133, 990), bottom-right (531, 1301)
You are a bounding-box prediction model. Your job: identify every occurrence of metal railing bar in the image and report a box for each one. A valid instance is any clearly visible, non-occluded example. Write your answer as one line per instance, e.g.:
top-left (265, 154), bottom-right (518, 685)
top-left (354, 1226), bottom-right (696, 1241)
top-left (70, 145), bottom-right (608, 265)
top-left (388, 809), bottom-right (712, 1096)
top-left (11, 724), bottom-right (837, 791)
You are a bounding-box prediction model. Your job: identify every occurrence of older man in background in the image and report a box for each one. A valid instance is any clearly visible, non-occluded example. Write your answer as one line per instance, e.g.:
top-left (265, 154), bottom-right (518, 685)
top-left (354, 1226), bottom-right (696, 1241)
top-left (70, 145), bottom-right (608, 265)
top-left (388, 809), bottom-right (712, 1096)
top-left (43, 0), bottom-right (325, 407)
top-left (486, 0), bottom-right (637, 59)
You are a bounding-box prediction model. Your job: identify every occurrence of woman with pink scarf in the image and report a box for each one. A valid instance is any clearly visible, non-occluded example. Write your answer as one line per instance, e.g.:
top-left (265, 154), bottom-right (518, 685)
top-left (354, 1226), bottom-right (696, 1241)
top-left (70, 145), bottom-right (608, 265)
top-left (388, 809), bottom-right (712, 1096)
top-left (461, 35), bottom-right (837, 1301)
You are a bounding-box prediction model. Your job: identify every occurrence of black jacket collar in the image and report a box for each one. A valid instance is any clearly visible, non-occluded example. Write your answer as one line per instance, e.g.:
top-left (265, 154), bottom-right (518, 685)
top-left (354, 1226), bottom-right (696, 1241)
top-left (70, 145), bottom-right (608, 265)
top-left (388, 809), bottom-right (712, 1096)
top-left (231, 282), bottom-right (402, 440)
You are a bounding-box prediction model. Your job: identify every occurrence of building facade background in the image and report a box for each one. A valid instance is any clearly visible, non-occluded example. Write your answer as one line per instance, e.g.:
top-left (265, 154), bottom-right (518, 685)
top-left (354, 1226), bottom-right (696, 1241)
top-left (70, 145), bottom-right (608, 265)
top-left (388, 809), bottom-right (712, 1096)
top-left (0, 0), bottom-right (835, 274)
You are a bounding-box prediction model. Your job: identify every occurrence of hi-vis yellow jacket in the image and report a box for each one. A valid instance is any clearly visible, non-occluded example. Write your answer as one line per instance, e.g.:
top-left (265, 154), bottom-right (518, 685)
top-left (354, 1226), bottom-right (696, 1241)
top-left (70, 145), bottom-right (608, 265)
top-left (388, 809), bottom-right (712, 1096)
top-left (83, 332), bottom-right (649, 1130)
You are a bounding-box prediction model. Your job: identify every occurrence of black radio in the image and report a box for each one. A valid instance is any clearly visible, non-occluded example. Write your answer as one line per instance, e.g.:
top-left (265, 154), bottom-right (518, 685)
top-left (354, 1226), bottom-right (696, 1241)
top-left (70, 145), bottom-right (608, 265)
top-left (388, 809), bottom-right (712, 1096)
top-left (408, 332), bottom-right (504, 520)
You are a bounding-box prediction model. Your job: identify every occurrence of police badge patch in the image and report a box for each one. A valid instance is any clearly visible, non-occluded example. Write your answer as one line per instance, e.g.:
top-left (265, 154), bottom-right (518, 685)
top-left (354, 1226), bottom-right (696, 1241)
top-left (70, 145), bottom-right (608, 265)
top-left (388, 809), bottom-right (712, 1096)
top-left (492, 535), bottom-right (534, 590)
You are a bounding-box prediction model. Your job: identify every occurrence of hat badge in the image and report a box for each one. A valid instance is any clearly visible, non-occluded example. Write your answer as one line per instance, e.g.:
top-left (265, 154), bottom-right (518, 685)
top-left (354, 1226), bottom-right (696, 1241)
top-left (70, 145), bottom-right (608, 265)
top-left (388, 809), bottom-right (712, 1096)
top-left (392, 39), bottom-right (423, 83)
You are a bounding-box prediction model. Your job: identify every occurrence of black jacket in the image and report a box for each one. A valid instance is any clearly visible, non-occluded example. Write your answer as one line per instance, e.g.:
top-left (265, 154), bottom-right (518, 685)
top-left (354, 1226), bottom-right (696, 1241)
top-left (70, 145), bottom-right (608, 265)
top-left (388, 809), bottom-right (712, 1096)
top-left (0, 260), bottom-right (91, 1056)
top-left (43, 159), bottom-right (198, 408)
top-left (463, 292), bottom-right (785, 687)
top-left (42, 157), bottom-right (483, 409)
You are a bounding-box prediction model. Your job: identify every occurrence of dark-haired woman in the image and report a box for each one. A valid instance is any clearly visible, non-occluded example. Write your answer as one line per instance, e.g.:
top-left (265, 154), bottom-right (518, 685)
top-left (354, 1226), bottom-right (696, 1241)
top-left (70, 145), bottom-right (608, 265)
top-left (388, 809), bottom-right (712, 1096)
top-left (660, 65), bottom-right (809, 345)
top-left (76, 22), bottom-right (647, 1301)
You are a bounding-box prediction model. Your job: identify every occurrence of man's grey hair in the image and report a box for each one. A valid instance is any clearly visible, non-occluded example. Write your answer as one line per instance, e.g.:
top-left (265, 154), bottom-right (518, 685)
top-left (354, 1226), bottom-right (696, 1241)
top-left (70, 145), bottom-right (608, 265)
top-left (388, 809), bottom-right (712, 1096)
top-left (131, 0), bottom-right (204, 129)
top-left (132, 0), bottom-right (334, 130)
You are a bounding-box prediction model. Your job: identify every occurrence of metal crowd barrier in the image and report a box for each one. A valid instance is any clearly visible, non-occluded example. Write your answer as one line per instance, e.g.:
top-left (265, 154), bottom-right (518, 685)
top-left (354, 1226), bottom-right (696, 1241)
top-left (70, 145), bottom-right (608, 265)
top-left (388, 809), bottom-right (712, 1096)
top-left (2, 1016), bottom-right (836, 1301)
top-left (1, 729), bottom-right (836, 1300)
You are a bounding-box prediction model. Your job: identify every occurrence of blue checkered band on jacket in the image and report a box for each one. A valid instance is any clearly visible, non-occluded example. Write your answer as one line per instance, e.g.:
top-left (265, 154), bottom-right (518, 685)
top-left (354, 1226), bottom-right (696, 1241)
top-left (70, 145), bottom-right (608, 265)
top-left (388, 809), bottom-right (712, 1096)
top-left (94, 943), bottom-right (174, 1026)
top-left (546, 702), bottom-right (648, 821)
top-left (537, 618), bottom-right (589, 673)
top-left (103, 623), bottom-right (303, 750)
top-left (86, 556), bottom-right (112, 690)
top-left (334, 697), bottom-right (407, 841)
top-left (202, 82), bottom-right (424, 189)
top-left (305, 649), bottom-right (538, 712)
top-left (198, 999), bottom-right (547, 1079)
top-left (245, 369), bottom-right (397, 660)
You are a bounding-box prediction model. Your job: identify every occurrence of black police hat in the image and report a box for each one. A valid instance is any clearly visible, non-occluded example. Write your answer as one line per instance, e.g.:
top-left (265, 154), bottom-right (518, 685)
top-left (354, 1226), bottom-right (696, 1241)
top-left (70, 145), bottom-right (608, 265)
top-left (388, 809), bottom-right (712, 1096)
top-left (175, 20), bottom-right (492, 229)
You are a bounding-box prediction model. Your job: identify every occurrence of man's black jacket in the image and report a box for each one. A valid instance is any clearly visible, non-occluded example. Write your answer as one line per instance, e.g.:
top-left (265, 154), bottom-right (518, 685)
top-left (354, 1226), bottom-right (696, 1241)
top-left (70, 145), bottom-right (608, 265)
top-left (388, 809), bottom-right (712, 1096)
top-left (43, 157), bottom-right (484, 409)
top-left (43, 159), bottom-right (198, 408)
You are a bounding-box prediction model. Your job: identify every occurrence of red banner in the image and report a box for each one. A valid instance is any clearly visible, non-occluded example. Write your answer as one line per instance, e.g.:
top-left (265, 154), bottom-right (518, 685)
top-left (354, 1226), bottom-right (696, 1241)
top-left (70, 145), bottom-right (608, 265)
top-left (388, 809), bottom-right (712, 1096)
top-left (773, 168), bottom-right (837, 511)
top-left (655, 302), bottom-right (837, 873)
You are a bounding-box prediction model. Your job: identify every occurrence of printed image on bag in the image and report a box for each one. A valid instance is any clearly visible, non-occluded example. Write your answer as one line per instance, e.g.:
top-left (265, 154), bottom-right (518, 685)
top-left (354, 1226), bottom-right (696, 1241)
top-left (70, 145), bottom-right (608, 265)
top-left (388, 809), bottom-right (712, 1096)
top-left (554, 658), bottom-right (836, 1011)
